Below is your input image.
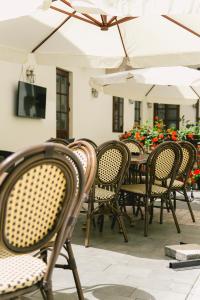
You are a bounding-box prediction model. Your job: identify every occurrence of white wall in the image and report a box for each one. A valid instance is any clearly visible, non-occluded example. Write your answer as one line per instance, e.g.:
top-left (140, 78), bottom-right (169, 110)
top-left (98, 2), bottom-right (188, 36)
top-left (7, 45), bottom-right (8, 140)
top-left (0, 60), bottom-right (56, 151)
top-left (0, 60), bottom-right (135, 150)
top-left (0, 59), bottom-right (197, 152)
top-left (141, 102), bottom-right (196, 127)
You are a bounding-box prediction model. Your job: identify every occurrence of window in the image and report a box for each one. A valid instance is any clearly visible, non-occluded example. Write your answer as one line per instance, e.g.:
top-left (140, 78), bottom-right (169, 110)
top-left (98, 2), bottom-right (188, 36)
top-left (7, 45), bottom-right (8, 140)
top-left (134, 101), bottom-right (141, 126)
top-left (154, 104), bottom-right (180, 129)
top-left (56, 69), bottom-right (70, 139)
top-left (196, 99), bottom-right (200, 122)
top-left (113, 96), bottom-right (124, 132)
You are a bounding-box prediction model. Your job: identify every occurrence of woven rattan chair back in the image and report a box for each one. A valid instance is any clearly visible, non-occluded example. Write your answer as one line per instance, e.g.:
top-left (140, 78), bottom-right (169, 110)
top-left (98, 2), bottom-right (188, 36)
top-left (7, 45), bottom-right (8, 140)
top-left (0, 143), bottom-right (85, 255)
top-left (68, 140), bottom-right (97, 195)
top-left (96, 140), bottom-right (131, 190)
top-left (76, 138), bottom-right (97, 149)
top-left (178, 141), bottom-right (197, 179)
top-left (147, 142), bottom-right (181, 189)
top-left (122, 139), bottom-right (144, 154)
top-left (46, 137), bottom-right (70, 146)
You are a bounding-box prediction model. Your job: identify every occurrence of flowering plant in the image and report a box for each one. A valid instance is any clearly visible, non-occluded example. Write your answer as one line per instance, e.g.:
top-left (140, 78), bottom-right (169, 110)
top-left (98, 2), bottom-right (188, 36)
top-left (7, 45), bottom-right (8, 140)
top-left (119, 116), bottom-right (200, 149)
top-left (190, 169), bottom-right (200, 184)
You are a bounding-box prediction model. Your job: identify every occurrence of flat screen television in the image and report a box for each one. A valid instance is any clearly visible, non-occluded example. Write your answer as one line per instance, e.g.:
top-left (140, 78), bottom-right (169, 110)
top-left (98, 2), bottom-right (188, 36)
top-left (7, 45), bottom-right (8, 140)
top-left (17, 81), bottom-right (46, 119)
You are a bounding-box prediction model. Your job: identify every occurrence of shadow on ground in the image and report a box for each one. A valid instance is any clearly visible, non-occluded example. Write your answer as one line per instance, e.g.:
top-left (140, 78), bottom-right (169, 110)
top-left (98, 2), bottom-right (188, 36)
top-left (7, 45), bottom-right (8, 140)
top-left (23, 284), bottom-right (156, 300)
top-left (72, 196), bottom-right (200, 260)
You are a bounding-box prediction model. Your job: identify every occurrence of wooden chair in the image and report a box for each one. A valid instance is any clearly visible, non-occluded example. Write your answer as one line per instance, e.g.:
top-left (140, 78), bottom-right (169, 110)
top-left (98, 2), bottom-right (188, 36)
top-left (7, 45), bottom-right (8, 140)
top-left (85, 140), bottom-right (131, 247)
top-left (46, 137), bottom-right (70, 146)
top-left (0, 143), bottom-right (85, 299)
top-left (122, 139), bottom-right (144, 154)
top-left (44, 140), bottom-right (97, 300)
top-left (76, 138), bottom-right (97, 149)
top-left (121, 142), bottom-right (182, 236)
top-left (171, 141), bottom-right (196, 222)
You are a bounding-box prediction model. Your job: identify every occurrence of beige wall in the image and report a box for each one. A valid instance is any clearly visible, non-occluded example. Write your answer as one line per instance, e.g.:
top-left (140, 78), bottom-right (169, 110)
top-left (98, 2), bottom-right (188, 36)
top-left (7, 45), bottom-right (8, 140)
top-left (0, 59), bottom-right (196, 152)
top-left (0, 60), bottom-right (56, 151)
top-left (141, 102), bottom-right (196, 127)
top-left (0, 60), bottom-right (135, 150)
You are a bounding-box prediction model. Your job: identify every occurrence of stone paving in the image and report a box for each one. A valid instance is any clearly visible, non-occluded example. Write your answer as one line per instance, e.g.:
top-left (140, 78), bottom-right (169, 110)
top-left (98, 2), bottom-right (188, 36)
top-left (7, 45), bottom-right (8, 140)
top-left (24, 191), bottom-right (200, 300)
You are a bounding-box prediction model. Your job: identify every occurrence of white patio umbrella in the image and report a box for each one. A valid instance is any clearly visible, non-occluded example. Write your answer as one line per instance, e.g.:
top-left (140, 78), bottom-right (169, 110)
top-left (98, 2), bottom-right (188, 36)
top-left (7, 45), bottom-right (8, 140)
top-left (0, 0), bottom-right (200, 68)
top-left (0, 0), bottom-right (51, 21)
top-left (90, 66), bottom-right (200, 105)
top-left (72, 0), bottom-right (200, 16)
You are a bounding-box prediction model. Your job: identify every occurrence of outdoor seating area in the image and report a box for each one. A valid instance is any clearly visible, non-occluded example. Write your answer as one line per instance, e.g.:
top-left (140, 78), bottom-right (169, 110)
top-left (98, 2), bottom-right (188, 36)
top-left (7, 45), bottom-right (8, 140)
top-left (0, 1), bottom-right (200, 300)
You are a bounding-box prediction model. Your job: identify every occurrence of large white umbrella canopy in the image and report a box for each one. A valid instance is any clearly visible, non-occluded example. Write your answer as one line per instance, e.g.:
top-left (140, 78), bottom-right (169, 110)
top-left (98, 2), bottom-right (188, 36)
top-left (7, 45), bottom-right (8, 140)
top-left (0, 0), bottom-right (200, 68)
top-left (72, 0), bottom-right (200, 16)
top-left (90, 66), bottom-right (200, 105)
top-left (0, 0), bottom-right (51, 21)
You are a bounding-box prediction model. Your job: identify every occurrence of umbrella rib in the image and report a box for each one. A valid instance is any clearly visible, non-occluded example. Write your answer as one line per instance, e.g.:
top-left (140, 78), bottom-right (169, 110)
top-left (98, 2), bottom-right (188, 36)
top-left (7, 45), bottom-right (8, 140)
top-left (116, 18), bottom-right (128, 58)
top-left (145, 85), bottom-right (156, 97)
top-left (60, 0), bottom-right (73, 8)
top-left (81, 13), bottom-right (103, 26)
top-left (31, 11), bottom-right (76, 53)
top-left (107, 17), bottom-right (117, 26)
top-left (162, 15), bottom-right (200, 38)
top-left (190, 86), bottom-right (200, 99)
top-left (110, 17), bottom-right (137, 27)
top-left (50, 5), bottom-right (100, 27)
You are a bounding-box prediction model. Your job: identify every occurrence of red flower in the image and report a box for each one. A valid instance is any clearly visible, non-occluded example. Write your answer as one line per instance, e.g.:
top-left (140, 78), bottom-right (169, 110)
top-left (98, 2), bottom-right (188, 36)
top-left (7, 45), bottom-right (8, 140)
top-left (154, 116), bottom-right (159, 121)
top-left (159, 134), bottom-right (164, 139)
top-left (135, 132), bottom-right (140, 140)
top-left (172, 135), bottom-right (177, 141)
top-left (152, 137), bottom-right (158, 143)
top-left (187, 133), bottom-right (194, 140)
top-left (194, 169), bottom-right (200, 175)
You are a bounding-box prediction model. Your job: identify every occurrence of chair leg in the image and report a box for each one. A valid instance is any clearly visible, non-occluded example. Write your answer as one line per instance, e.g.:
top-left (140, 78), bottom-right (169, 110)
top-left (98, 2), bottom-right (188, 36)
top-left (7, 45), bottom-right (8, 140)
top-left (42, 283), bottom-right (54, 300)
top-left (66, 241), bottom-right (84, 300)
top-left (160, 198), bottom-right (164, 224)
top-left (46, 289), bottom-right (54, 300)
top-left (144, 197), bottom-right (149, 237)
top-left (183, 188), bottom-right (195, 222)
top-left (173, 191), bottom-right (176, 210)
top-left (111, 202), bottom-right (128, 242)
top-left (149, 199), bottom-right (154, 224)
top-left (168, 197), bottom-right (181, 233)
top-left (99, 214), bottom-right (104, 232)
top-left (85, 198), bottom-right (93, 247)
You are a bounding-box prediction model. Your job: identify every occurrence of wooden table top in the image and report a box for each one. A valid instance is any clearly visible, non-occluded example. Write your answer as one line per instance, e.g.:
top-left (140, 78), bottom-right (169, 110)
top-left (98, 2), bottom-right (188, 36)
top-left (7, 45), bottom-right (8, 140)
top-left (131, 153), bottom-right (149, 165)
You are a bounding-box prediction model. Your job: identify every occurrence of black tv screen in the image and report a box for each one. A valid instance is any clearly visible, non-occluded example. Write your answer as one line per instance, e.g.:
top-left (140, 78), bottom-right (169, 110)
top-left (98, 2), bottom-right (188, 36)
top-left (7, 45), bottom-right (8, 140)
top-left (17, 81), bottom-right (46, 119)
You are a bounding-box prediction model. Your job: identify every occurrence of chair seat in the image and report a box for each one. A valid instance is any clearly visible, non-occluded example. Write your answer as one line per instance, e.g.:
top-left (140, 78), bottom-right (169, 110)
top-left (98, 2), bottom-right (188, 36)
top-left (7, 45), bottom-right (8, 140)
top-left (121, 184), bottom-right (167, 196)
top-left (0, 243), bottom-right (16, 258)
top-left (0, 255), bottom-right (46, 294)
top-left (155, 179), bottom-right (184, 189)
top-left (95, 187), bottom-right (115, 201)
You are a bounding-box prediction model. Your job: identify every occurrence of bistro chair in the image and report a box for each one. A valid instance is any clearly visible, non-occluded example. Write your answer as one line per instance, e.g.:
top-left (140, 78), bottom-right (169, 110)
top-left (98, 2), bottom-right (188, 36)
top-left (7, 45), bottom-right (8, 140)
top-left (0, 143), bottom-right (85, 299)
top-left (167, 141), bottom-right (196, 222)
top-left (59, 140), bottom-right (97, 300)
top-left (121, 142), bottom-right (182, 236)
top-left (43, 140), bottom-right (97, 299)
top-left (46, 137), bottom-right (70, 146)
top-left (76, 138), bottom-right (97, 149)
top-left (122, 139), bottom-right (144, 154)
top-left (85, 140), bottom-right (131, 247)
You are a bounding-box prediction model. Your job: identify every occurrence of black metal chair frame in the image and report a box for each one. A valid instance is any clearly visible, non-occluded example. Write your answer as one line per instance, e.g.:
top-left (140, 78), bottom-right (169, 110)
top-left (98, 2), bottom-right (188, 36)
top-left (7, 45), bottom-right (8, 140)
top-left (85, 140), bottom-right (131, 247)
top-left (121, 142), bottom-right (182, 236)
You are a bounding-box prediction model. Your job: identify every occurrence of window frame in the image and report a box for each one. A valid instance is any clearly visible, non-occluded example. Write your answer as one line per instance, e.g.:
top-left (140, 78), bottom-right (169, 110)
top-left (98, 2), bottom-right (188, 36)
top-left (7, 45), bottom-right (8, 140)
top-left (154, 104), bottom-right (180, 129)
top-left (112, 96), bottom-right (124, 133)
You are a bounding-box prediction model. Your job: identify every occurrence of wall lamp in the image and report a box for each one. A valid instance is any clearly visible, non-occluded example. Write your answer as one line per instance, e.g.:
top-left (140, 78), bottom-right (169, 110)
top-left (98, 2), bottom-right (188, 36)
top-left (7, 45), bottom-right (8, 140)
top-left (26, 66), bottom-right (35, 84)
top-left (91, 88), bottom-right (98, 98)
